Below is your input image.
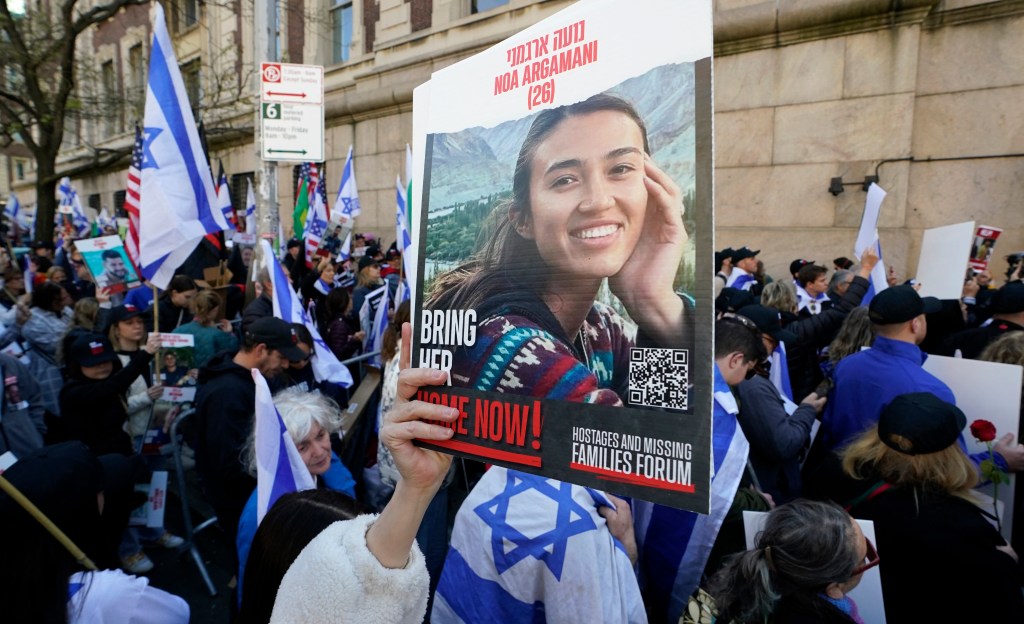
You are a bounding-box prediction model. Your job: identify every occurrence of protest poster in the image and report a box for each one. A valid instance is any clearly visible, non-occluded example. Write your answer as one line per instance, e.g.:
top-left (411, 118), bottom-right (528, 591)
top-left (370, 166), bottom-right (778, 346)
top-left (411, 0), bottom-right (713, 511)
top-left (969, 225), bottom-right (1003, 272)
top-left (923, 354), bottom-right (1021, 541)
top-left (155, 333), bottom-right (196, 387)
top-left (141, 386), bottom-right (198, 455)
top-left (73, 235), bottom-right (140, 295)
top-left (914, 221), bottom-right (974, 300)
top-left (128, 470), bottom-right (168, 528)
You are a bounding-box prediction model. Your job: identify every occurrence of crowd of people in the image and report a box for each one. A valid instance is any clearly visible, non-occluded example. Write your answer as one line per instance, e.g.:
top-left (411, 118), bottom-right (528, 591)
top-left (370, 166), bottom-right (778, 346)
top-left (1, 163), bottom-right (1023, 623)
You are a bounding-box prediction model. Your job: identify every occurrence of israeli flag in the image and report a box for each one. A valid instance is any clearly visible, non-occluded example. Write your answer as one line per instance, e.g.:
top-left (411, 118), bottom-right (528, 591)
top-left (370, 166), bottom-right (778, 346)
top-left (57, 177), bottom-right (90, 236)
top-left (138, 3), bottom-right (229, 288)
top-left (217, 168), bottom-right (235, 232)
top-left (253, 367), bottom-right (316, 524)
top-left (335, 145), bottom-right (360, 224)
top-left (245, 178), bottom-right (257, 235)
top-left (97, 207), bottom-right (116, 231)
top-left (631, 365), bottom-right (750, 623)
top-left (338, 231), bottom-right (351, 262)
top-left (432, 467), bottom-right (647, 623)
top-left (4, 193), bottom-right (19, 221)
top-left (261, 240), bottom-right (353, 387)
top-left (368, 279), bottom-right (390, 367)
top-left (768, 342), bottom-right (794, 401)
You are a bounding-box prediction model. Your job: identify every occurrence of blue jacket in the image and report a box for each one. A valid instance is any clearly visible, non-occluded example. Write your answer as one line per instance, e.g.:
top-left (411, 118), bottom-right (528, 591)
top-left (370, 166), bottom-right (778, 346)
top-left (821, 335), bottom-right (1005, 471)
top-left (235, 451), bottom-right (356, 605)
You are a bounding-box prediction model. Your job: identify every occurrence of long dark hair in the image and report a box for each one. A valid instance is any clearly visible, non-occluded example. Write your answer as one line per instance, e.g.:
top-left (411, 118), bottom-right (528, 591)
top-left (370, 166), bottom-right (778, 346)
top-left (426, 93), bottom-right (650, 313)
top-left (707, 500), bottom-right (859, 623)
top-left (381, 299), bottom-right (410, 363)
top-left (238, 489), bottom-right (361, 623)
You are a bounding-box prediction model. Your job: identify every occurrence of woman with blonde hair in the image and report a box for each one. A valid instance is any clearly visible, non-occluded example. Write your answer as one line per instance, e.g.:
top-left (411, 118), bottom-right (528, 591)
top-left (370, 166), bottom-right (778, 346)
top-left (835, 392), bottom-right (1023, 622)
top-left (173, 289), bottom-right (238, 368)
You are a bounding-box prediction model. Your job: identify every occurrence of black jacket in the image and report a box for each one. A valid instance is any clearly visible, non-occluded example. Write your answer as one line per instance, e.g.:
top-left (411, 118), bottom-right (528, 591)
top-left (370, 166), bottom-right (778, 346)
top-left (938, 318), bottom-right (1023, 360)
top-left (782, 275), bottom-right (869, 400)
top-left (146, 295), bottom-right (194, 333)
top-left (241, 293), bottom-right (273, 333)
top-left (59, 350), bottom-right (153, 456)
top-left (193, 352), bottom-right (257, 514)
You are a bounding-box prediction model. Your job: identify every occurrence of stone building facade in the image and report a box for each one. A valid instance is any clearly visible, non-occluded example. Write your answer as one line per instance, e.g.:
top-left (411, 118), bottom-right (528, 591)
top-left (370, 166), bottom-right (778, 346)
top-left (11, 0), bottom-right (1024, 280)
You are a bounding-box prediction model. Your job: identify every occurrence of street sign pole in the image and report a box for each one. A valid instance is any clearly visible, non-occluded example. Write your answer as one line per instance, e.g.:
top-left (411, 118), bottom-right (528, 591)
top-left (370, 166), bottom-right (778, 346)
top-left (254, 0), bottom-right (279, 253)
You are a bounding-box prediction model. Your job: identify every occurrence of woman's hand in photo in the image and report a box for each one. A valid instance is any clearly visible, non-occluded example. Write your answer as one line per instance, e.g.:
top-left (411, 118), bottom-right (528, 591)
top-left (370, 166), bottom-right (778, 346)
top-left (610, 156), bottom-right (686, 344)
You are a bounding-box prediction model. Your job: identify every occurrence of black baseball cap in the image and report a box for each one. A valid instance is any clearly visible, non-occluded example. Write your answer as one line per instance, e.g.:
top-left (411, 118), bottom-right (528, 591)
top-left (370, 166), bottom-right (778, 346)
top-left (992, 281), bottom-right (1024, 314)
top-left (731, 247), bottom-right (759, 262)
top-left (878, 392), bottom-right (966, 455)
top-left (735, 304), bottom-right (798, 344)
top-left (868, 285), bottom-right (941, 325)
top-left (715, 288), bottom-right (756, 314)
top-left (358, 255), bottom-right (380, 272)
top-left (246, 317), bottom-right (308, 361)
top-left (110, 303), bottom-right (144, 325)
top-left (789, 259), bottom-right (814, 275)
top-left (69, 333), bottom-right (119, 367)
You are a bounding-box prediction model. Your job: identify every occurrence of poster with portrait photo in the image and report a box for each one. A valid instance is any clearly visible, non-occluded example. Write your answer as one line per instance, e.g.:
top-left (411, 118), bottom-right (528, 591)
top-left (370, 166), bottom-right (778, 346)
top-left (411, 0), bottom-right (713, 511)
top-left (73, 235), bottom-right (141, 295)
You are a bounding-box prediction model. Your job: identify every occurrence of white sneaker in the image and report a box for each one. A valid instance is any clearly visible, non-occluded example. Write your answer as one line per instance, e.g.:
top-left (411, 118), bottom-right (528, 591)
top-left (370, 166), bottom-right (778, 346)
top-left (121, 551), bottom-right (155, 574)
top-left (154, 532), bottom-right (185, 549)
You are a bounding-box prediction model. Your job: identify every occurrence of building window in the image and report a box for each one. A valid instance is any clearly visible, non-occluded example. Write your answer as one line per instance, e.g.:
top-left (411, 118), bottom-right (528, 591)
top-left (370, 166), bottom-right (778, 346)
top-left (183, 0), bottom-right (198, 28)
top-left (181, 60), bottom-right (201, 111)
top-left (472, 0), bottom-right (509, 13)
top-left (331, 1), bottom-right (353, 64)
top-left (101, 61), bottom-right (121, 137)
top-left (113, 190), bottom-right (127, 218)
top-left (14, 160), bottom-right (25, 181)
top-left (128, 45), bottom-right (145, 123)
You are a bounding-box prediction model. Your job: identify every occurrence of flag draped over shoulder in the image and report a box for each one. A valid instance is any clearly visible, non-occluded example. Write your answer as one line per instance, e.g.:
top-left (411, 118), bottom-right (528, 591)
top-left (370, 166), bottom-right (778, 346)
top-left (123, 125), bottom-right (144, 266)
top-left (138, 3), bottom-right (229, 289)
top-left (260, 240), bottom-right (353, 387)
top-left (253, 367), bottom-right (316, 524)
top-left (631, 365), bottom-right (750, 623)
top-left (334, 146), bottom-right (360, 225)
top-left (303, 175), bottom-right (329, 267)
top-left (432, 467), bottom-right (647, 623)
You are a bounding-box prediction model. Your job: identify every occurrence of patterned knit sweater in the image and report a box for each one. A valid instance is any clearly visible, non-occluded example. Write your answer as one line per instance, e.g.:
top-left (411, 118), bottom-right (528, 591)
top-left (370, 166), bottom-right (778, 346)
top-left (450, 301), bottom-right (634, 406)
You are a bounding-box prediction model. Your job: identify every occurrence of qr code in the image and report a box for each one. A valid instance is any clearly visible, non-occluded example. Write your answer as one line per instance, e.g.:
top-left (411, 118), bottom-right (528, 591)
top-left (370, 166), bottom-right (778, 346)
top-left (628, 348), bottom-right (689, 410)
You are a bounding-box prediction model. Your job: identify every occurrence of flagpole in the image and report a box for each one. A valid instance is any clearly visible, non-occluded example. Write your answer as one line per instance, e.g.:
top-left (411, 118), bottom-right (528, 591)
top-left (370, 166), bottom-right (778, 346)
top-left (0, 474), bottom-right (98, 571)
top-left (151, 285), bottom-right (162, 378)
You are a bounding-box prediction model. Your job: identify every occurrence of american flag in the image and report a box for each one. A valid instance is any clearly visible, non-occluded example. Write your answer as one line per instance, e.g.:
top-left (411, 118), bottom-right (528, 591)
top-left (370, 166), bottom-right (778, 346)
top-left (124, 125), bottom-right (144, 266)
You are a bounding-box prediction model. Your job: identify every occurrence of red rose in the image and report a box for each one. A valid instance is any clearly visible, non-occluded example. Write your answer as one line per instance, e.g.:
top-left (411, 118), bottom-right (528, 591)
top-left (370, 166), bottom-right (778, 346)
top-left (970, 419), bottom-right (997, 442)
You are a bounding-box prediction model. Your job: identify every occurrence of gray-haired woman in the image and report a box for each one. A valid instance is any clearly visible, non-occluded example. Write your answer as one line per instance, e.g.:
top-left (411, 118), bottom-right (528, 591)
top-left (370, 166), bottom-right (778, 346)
top-left (703, 499), bottom-right (872, 624)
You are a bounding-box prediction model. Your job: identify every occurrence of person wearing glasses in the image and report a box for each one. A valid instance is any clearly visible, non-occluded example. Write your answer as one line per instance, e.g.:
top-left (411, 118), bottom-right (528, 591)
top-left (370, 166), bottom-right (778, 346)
top-left (701, 499), bottom-right (874, 624)
top-left (835, 392), bottom-right (1024, 622)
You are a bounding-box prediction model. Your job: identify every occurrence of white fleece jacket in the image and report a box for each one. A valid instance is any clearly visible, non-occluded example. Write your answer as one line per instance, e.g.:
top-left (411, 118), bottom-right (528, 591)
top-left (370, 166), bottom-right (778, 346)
top-left (269, 513), bottom-right (428, 623)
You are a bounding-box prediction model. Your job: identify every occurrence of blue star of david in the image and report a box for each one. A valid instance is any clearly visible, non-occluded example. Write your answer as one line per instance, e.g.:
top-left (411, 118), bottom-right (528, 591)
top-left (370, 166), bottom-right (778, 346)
top-left (475, 471), bottom-right (596, 580)
top-left (140, 127), bottom-right (163, 169)
top-left (340, 197), bottom-right (357, 216)
top-left (309, 216), bottom-right (326, 237)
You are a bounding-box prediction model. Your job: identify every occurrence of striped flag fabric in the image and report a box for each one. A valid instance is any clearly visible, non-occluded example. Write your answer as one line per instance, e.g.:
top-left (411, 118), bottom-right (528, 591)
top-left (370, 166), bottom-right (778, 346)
top-left (432, 468), bottom-right (646, 623)
top-left (261, 240), bottom-right (353, 387)
top-left (338, 231), bottom-right (351, 261)
top-left (368, 278), bottom-right (390, 367)
top-left (630, 364), bottom-right (750, 623)
top-left (57, 177), bottom-right (90, 237)
top-left (253, 367), bottom-right (316, 524)
top-left (4, 193), bottom-right (20, 222)
top-left (395, 175), bottom-right (413, 275)
top-left (123, 125), bottom-right (144, 265)
top-left (138, 3), bottom-right (229, 288)
top-left (768, 342), bottom-right (794, 401)
top-left (244, 178), bottom-right (257, 235)
top-left (216, 162), bottom-right (236, 232)
top-left (303, 175), bottom-right (329, 267)
top-left (292, 164), bottom-right (314, 239)
top-left (334, 146), bottom-right (360, 225)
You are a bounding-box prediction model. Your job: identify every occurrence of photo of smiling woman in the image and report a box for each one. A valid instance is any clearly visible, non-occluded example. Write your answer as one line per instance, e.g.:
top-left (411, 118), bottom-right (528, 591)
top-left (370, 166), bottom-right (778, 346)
top-left (426, 93), bottom-right (693, 407)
